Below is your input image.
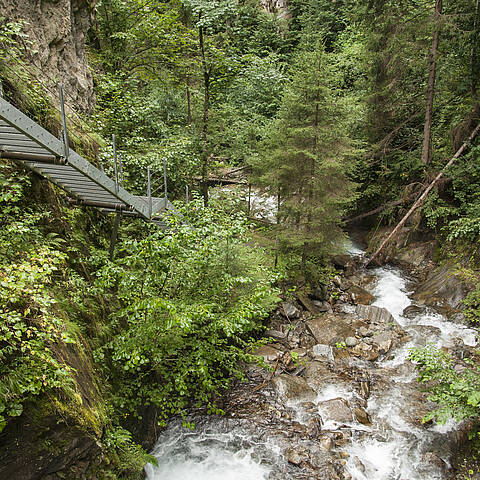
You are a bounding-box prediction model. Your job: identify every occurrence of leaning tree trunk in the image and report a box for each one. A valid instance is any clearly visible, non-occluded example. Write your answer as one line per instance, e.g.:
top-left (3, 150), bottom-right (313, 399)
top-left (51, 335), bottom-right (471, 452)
top-left (421, 0), bottom-right (442, 165)
top-left (365, 122), bottom-right (480, 267)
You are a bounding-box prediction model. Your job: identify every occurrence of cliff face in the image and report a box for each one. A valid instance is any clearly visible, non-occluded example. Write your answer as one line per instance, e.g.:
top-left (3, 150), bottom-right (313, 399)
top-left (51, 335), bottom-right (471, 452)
top-left (0, 0), bottom-right (95, 112)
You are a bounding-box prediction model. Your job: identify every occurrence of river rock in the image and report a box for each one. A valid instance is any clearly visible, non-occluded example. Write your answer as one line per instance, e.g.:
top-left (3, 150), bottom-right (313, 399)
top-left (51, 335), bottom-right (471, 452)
top-left (313, 300), bottom-right (332, 312)
top-left (319, 436), bottom-right (334, 451)
top-left (303, 361), bottom-right (341, 390)
top-left (306, 314), bottom-right (354, 345)
top-left (345, 336), bottom-right (359, 347)
top-left (312, 284), bottom-right (328, 301)
top-left (312, 344), bottom-right (334, 362)
top-left (281, 302), bottom-right (301, 319)
top-left (402, 305), bottom-right (426, 318)
top-left (253, 345), bottom-right (283, 362)
top-left (396, 242), bottom-right (432, 267)
top-left (318, 398), bottom-right (353, 424)
top-left (272, 373), bottom-right (316, 402)
top-left (350, 342), bottom-right (379, 361)
top-left (285, 447), bottom-right (307, 466)
top-left (412, 264), bottom-right (468, 310)
top-left (307, 417), bottom-right (323, 437)
top-left (348, 285), bottom-right (375, 305)
top-left (372, 332), bottom-right (393, 354)
top-left (359, 381), bottom-right (370, 399)
top-left (353, 407), bottom-right (371, 425)
top-left (358, 326), bottom-right (372, 337)
top-left (355, 304), bottom-right (395, 324)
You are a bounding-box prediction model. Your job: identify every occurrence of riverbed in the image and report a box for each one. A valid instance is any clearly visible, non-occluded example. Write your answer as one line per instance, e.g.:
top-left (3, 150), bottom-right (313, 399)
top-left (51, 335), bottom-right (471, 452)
top-left (145, 247), bottom-right (477, 480)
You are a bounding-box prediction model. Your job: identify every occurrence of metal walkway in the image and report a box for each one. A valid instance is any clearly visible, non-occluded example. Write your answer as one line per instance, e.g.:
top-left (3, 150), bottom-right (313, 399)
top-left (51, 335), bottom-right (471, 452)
top-left (0, 96), bottom-right (171, 224)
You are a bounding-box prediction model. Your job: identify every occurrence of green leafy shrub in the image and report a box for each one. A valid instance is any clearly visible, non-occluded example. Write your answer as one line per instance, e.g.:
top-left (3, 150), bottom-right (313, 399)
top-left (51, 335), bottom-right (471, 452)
top-left (409, 345), bottom-right (480, 424)
top-left (92, 199), bottom-right (279, 424)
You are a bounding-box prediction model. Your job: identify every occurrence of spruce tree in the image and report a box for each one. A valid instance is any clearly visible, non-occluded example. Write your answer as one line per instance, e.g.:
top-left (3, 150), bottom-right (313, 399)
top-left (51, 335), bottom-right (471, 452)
top-left (253, 43), bottom-right (354, 270)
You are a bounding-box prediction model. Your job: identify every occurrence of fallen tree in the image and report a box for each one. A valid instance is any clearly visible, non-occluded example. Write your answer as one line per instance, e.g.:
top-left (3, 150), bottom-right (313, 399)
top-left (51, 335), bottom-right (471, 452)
top-left (364, 123), bottom-right (480, 267)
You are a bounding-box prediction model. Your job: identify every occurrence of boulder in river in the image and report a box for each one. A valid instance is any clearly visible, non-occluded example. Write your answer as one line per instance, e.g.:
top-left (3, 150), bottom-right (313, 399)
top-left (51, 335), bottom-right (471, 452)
top-left (372, 332), bottom-right (393, 354)
top-left (272, 373), bottom-right (316, 402)
top-left (412, 263), bottom-right (468, 310)
top-left (306, 314), bottom-right (354, 345)
top-left (355, 304), bottom-right (395, 324)
top-left (402, 304), bottom-right (426, 318)
top-left (353, 407), bottom-right (371, 425)
top-left (318, 398), bottom-right (353, 424)
top-left (285, 446), bottom-right (308, 466)
top-left (350, 342), bottom-right (379, 361)
top-left (348, 285), bottom-right (375, 305)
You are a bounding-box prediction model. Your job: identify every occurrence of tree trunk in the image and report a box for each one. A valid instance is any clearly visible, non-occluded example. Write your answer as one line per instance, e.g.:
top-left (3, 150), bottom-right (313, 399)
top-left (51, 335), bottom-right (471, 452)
top-left (472, 0), bottom-right (480, 96)
top-left (186, 81), bottom-right (191, 126)
top-left (420, 0), bottom-right (442, 165)
top-left (199, 24), bottom-right (210, 207)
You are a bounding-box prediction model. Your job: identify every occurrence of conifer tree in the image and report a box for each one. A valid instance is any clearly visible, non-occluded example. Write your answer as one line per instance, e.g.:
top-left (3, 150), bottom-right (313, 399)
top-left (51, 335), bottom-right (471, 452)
top-left (253, 43), bottom-right (354, 270)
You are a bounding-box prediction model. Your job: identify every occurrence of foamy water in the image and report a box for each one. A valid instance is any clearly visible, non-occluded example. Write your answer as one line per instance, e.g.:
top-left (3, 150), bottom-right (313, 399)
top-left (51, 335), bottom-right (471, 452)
top-left (145, 422), bottom-right (279, 480)
top-left (345, 263), bottom-right (477, 480)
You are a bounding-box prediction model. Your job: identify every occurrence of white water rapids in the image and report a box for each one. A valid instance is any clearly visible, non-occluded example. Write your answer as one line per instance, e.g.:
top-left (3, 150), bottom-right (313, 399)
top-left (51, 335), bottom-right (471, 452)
top-left (145, 246), bottom-right (478, 480)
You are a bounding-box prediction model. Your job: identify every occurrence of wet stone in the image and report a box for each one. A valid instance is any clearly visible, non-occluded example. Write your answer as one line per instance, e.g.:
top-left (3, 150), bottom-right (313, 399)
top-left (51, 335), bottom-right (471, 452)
top-left (355, 304), bottom-right (395, 324)
top-left (348, 285), bottom-right (375, 305)
top-left (272, 373), bottom-right (316, 402)
top-left (353, 407), bottom-right (371, 426)
top-left (402, 304), bottom-right (426, 318)
top-left (318, 398), bottom-right (353, 424)
top-left (285, 447), bottom-right (308, 466)
top-left (372, 332), bottom-right (393, 354)
top-left (320, 436), bottom-right (334, 451)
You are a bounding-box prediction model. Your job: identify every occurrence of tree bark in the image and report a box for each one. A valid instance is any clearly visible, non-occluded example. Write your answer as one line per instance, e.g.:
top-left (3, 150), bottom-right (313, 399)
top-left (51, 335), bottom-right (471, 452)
top-left (420, 0), bottom-right (442, 165)
top-left (365, 122), bottom-right (480, 267)
top-left (199, 24), bottom-right (210, 206)
top-left (472, 0), bottom-right (480, 96)
top-left (186, 81), bottom-right (191, 126)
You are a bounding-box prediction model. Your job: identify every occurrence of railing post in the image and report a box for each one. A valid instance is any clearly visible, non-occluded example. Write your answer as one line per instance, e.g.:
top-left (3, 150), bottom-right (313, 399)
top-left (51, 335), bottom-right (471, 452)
top-left (163, 157), bottom-right (168, 203)
top-left (57, 84), bottom-right (69, 162)
top-left (119, 153), bottom-right (124, 187)
top-left (147, 166), bottom-right (152, 218)
top-left (112, 134), bottom-right (119, 193)
top-left (0, 80), bottom-right (4, 98)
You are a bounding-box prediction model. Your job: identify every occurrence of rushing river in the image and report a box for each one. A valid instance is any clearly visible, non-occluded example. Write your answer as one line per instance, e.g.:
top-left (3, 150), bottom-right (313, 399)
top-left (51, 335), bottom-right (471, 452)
top-left (145, 246), bottom-right (477, 480)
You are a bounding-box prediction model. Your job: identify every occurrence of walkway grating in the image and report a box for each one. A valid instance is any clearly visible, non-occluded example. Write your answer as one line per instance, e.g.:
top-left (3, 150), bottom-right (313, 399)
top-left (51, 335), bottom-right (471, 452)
top-left (0, 96), bottom-right (172, 222)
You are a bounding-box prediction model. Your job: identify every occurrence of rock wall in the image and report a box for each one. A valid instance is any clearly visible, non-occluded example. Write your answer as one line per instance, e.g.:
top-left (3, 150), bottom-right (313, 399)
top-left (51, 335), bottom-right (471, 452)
top-left (0, 0), bottom-right (95, 112)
